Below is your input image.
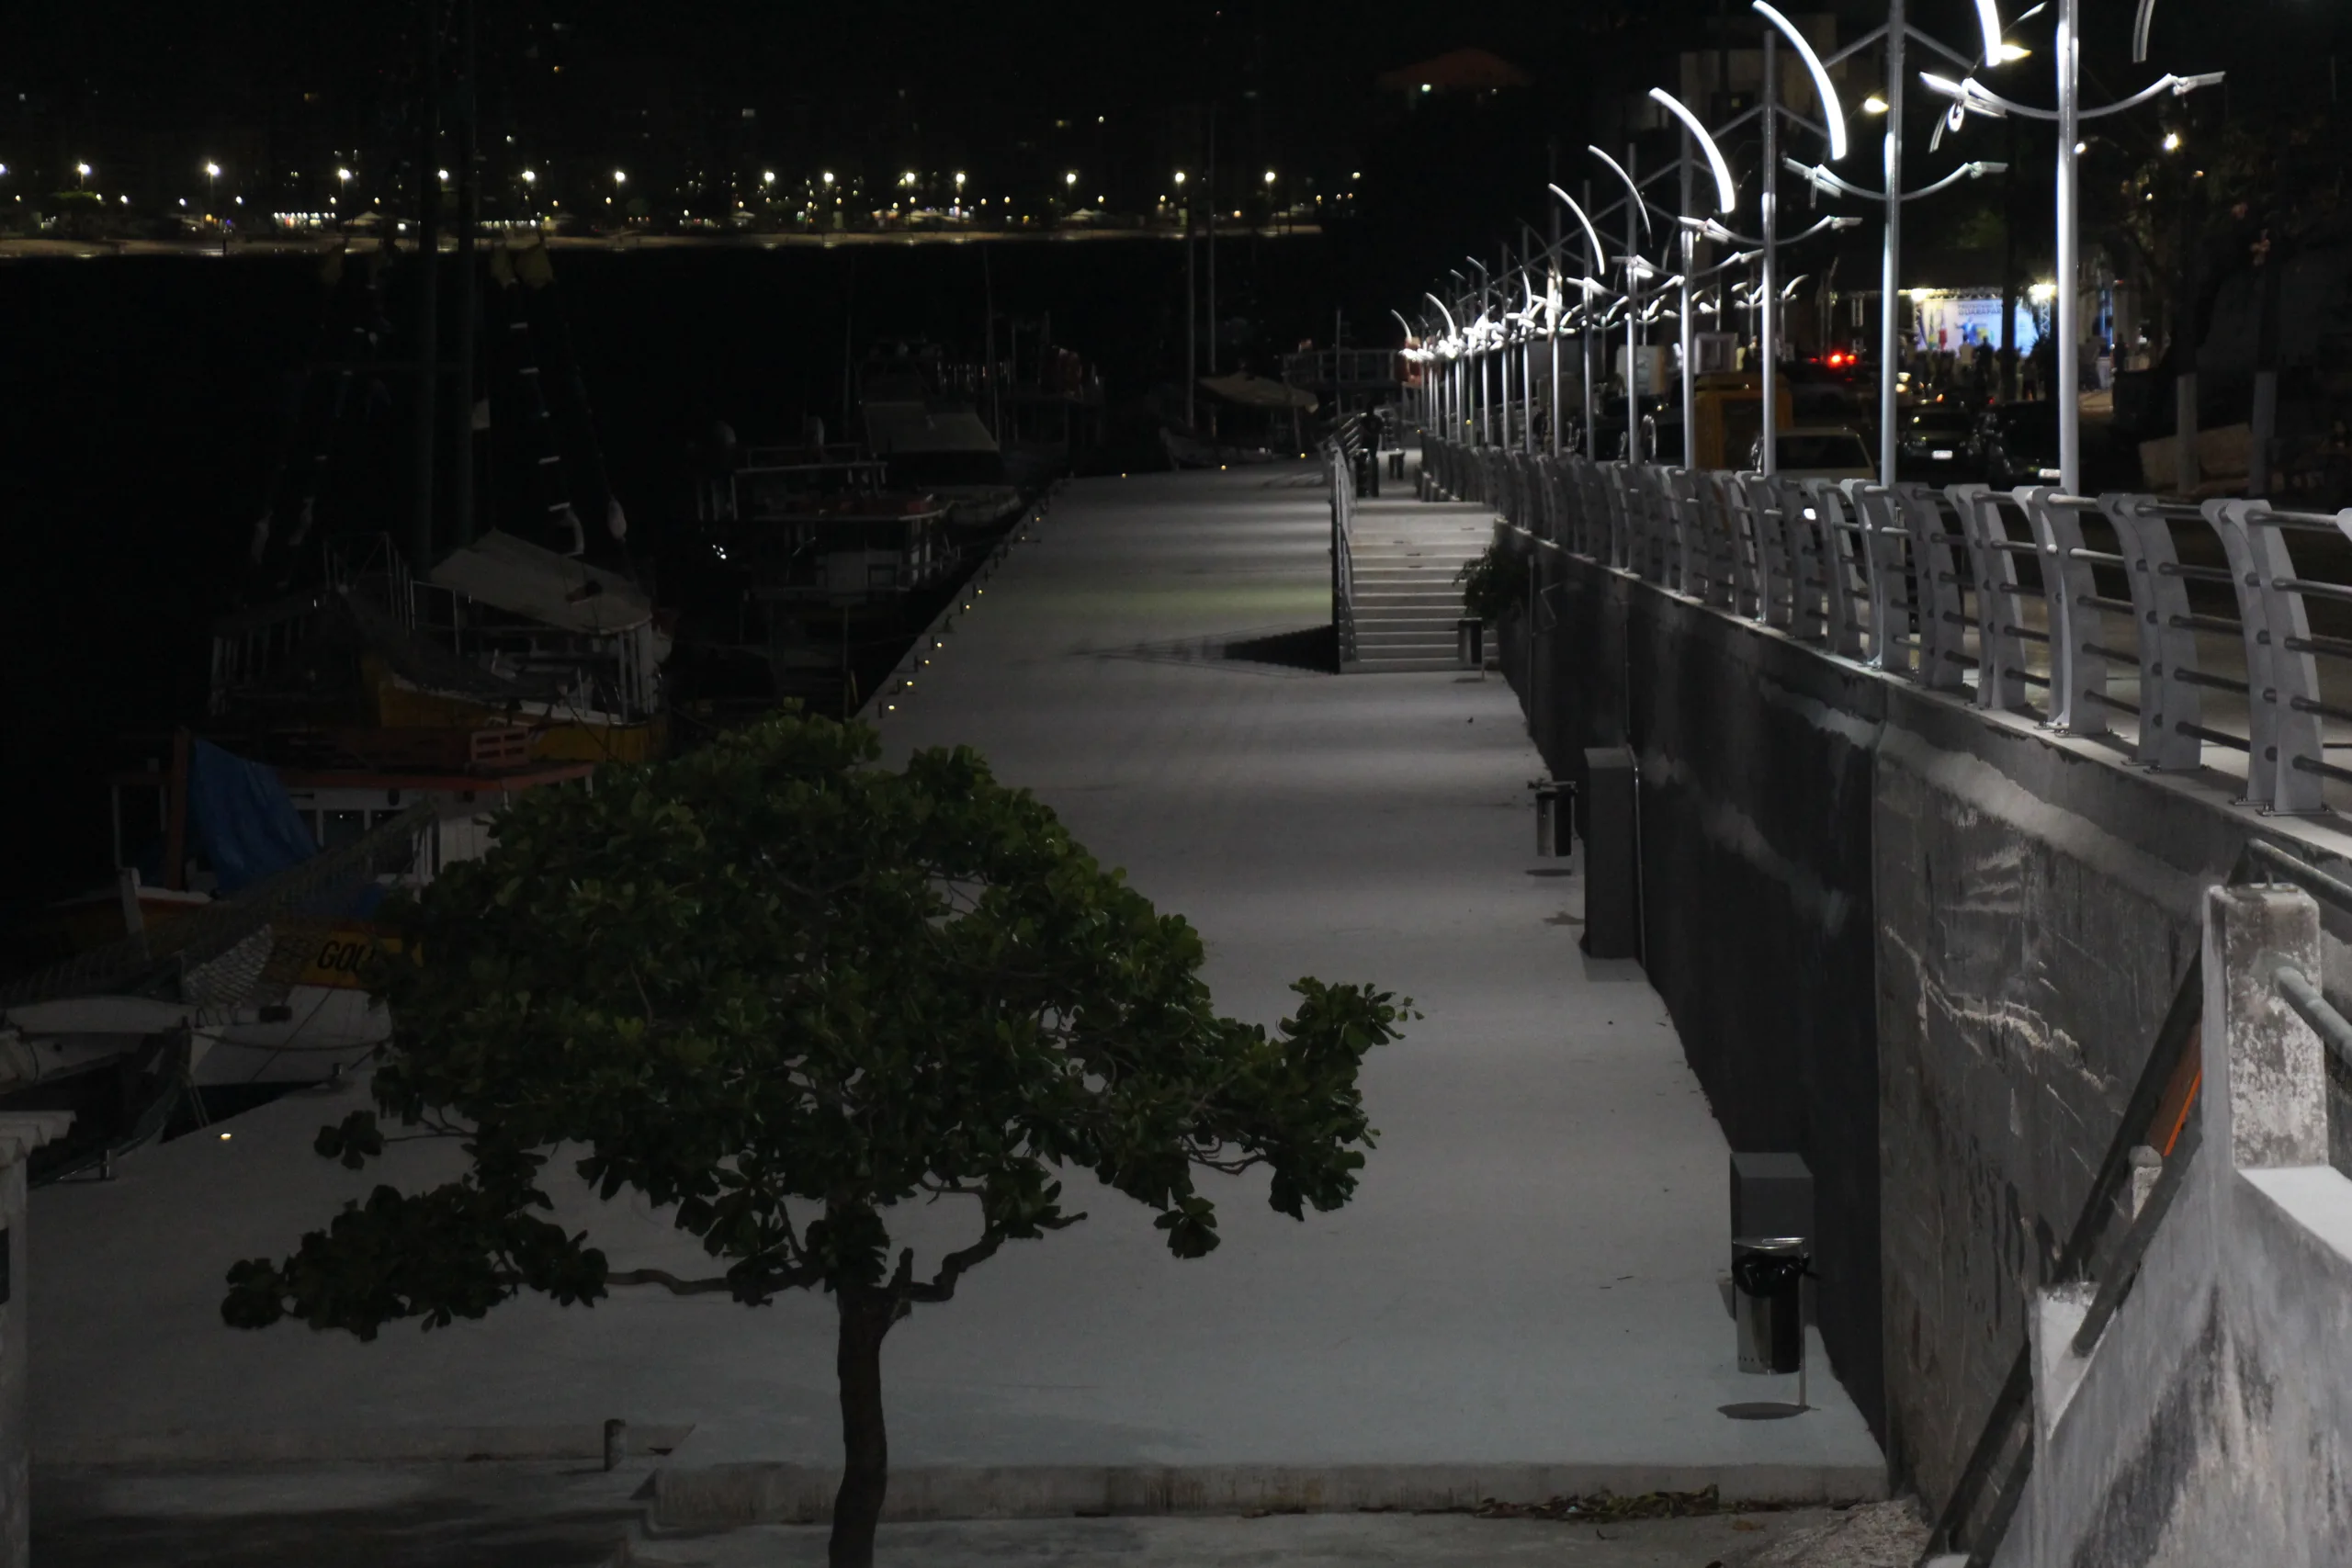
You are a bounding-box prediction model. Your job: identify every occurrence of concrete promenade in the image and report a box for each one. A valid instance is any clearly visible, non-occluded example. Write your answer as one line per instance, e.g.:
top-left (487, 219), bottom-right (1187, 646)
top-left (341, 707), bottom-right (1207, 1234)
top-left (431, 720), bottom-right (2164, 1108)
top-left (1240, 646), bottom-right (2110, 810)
top-left (31, 466), bottom-right (1882, 1524)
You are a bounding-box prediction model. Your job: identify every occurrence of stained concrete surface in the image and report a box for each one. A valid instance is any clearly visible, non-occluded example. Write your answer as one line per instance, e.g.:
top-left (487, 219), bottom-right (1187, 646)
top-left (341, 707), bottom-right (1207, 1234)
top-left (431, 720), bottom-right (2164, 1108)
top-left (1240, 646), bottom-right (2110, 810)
top-left (35, 1461), bottom-right (1873, 1568)
top-left (32, 468), bottom-right (1880, 1530)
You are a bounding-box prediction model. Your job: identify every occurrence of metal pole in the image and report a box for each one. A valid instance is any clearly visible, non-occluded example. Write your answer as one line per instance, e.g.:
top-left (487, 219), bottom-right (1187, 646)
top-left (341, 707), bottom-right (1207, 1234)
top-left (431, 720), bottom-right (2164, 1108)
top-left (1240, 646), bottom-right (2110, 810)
top-left (449, 0), bottom-right (478, 548)
top-left (1625, 142), bottom-right (1641, 464)
top-left (1761, 28), bottom-right (1781, 476)
top-left (1881, 0), bottom-right (1905, 484)
top-left (1584, 178), bottom-right (1599, 460)
top-left (1679, 144), bottom-right (1697, 468)
top-left (410, 0), bottom-right (441, 569)
top-left (1550, 154), bottom-right (1564, 456)
top-left (1183, 201), bottom-right (1195, 432)
top-left (2055, 0), bottom-right (2082, 492)
top-left (1206, 106), bottom-right (1217, 378)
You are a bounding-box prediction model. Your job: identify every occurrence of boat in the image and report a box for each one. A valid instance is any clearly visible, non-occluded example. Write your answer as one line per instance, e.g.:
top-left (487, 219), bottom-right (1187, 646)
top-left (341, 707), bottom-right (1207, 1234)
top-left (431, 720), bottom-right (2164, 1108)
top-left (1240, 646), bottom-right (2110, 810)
top-left (684, 443), bottom-right (956, 709)
top-left (1, 730), bottom-right (594, 1182)
top-left (857, 343), bottom-right (1028, 536)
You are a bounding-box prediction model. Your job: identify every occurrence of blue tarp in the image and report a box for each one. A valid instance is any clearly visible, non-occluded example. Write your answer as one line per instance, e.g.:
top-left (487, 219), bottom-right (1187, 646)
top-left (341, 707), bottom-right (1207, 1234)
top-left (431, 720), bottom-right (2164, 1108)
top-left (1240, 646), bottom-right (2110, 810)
top-left (187, 739), bottom-right (321, 895)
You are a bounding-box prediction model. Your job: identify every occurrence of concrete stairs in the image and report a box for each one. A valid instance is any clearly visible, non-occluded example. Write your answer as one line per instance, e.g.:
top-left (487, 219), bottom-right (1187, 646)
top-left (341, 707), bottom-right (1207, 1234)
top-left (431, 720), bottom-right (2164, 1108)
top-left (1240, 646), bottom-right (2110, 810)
top-left (1342, 502), bottom-right (1494, 674)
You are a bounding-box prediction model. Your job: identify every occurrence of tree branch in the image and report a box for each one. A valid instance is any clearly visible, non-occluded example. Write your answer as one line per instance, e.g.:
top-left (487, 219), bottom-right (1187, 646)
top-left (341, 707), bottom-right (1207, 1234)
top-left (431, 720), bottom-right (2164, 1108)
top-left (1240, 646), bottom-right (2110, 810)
top-left (606, 1268), bottom-right (738, 1296)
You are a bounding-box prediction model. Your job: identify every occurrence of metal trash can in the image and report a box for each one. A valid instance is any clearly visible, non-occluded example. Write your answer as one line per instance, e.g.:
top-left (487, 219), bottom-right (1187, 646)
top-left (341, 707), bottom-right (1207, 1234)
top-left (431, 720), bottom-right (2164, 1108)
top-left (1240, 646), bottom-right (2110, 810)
top-left (1456, 617), bottom-right (1485, 669)
top-left (1732, 1236), bottom-right (1809, 1374)
top-left (1531, 779), bottom-right (1574, 861)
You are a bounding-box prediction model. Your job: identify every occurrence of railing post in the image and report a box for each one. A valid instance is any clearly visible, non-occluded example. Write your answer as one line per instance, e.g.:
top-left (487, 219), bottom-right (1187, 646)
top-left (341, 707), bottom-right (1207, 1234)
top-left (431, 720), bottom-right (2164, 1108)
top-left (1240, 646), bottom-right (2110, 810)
top-left (2223, 501), bottom-right (2328, 814)
top-left (1804, 480), bottom-right (1866, 659)
top-left (1739, 474), bottom-right (1792, 628)
top-left (2021, 487), bottom-right (2103, 738)
top-left (2203, 499), bottom-right (2308, 812)
top-left (2102, 495), bottom-right (2204, 772)
top-left (1894, 483), bottom-right (1969, 692)
top-left (1849, 482), bottom-right (1911, 674)
top-left (1950, 484), bottom-right (2032, 714)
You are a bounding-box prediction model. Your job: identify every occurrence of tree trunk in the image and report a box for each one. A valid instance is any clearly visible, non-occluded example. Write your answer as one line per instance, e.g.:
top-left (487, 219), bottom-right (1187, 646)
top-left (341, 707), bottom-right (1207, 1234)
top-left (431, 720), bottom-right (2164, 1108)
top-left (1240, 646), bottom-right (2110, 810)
top-left (829, 1289), bottom-right (895, 1568)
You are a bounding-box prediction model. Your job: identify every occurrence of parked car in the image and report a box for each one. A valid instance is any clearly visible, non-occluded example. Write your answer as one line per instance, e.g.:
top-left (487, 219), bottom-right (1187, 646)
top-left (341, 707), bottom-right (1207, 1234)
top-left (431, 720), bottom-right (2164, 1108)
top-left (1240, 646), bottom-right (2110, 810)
top-left (1745, 426), bottom-right (1877, 481)
top-left (1897, 401), bottom-right (1985, 482)
top-left (1974, 401), bottom-right (2140, 492)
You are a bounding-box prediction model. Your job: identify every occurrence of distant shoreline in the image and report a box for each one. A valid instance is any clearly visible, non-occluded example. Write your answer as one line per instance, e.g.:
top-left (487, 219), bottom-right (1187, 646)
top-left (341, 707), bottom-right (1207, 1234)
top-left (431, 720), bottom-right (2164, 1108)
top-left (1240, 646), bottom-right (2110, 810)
top-left (0, 224), bottom-right (1325, 262)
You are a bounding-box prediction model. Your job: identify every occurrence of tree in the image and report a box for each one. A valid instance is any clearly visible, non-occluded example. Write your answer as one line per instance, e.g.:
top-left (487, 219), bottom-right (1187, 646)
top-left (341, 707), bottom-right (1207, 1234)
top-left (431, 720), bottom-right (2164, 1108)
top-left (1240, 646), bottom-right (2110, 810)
top-left (221, 712), bottom-right (1408, 1568)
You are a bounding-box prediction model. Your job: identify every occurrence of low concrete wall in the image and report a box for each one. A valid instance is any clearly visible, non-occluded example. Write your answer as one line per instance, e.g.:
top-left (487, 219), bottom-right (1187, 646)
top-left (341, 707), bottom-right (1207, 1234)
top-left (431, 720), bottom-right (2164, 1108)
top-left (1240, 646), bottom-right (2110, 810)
top-left (1998, 886), bottom-right (2352, 1567)
top-left (1498, 531), bottom-right (2352, 1508)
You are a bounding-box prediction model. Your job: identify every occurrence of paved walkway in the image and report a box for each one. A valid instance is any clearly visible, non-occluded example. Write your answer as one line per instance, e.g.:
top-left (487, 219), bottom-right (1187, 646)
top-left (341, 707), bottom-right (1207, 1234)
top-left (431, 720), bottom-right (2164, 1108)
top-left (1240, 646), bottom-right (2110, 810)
top-left (32, 467), bottom-right (1881, 1524)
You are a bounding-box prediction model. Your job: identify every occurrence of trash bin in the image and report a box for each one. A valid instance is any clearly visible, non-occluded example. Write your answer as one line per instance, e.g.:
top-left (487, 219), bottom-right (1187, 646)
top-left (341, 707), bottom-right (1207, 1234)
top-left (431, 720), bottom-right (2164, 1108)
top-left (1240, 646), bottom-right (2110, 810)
top-left (1531, 779), bottom-right (1575, 861)
top-left (1456, 617), bottom-right (1485, 669)
top-left (1732, 1236), bottom-right (1809, 1375)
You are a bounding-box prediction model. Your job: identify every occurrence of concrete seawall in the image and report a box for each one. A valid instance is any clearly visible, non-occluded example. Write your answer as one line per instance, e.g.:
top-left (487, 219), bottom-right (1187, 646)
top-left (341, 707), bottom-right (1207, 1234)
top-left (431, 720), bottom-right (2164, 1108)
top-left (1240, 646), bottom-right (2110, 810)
top-left (1500, 533), bottom-right (2352, 1506)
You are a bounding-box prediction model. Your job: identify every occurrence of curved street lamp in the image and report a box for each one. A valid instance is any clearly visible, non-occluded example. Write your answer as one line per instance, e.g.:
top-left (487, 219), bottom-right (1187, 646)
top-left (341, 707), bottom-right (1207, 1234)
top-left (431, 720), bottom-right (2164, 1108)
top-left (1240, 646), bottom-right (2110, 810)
top-left (1754, 1), bottom-right (1849, 160)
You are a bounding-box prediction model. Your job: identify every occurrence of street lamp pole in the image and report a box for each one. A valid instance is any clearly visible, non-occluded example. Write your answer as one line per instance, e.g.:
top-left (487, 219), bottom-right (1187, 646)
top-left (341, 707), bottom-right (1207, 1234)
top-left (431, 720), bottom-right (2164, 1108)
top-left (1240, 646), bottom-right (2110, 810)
top-left (1879, 0), bottom-right (1905, 485)
top-left (1761, 27), bottom-right (1781, 475)
top-left (1679, 145), bottom-right (1697, 468)
top-left (2054, 0), bottom-right (2082, 491)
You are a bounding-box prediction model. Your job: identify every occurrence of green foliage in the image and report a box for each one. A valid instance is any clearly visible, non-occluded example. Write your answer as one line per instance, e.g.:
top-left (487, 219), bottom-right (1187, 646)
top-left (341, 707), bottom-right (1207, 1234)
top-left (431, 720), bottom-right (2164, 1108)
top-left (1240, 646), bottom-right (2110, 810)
top-left (223, 711), bottom-right (1409, 1337)
top-left (1456, 542), bottom-right (1531, 625)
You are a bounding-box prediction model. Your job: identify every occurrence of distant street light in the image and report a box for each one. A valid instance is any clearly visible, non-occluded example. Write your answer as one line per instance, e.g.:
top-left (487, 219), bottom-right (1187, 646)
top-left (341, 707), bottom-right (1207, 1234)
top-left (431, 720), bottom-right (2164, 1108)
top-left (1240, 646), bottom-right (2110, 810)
top-left (1065, 172), bottom-right (1077, 186)
top-left (204, 161), bottom-right (220, 211)
top-left (613, 169), bottom-right (627, 186)
top-left (75, 162), bottom-right (92, 187)
top-left (822, 171), bottom-right (834, 186)
top-left (1174, 170), bottom-right (1187, 186)
top-left (521, 168), bottom-right (537, 184)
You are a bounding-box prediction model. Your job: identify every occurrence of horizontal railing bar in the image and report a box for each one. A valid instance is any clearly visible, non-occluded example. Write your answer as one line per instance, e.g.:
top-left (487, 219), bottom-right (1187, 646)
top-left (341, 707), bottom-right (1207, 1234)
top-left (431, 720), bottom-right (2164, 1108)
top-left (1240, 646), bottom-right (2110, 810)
top-left (2168, 611), bottom-right (2244, 635)
top-left (2080, 641), bottom-right (2141, 664)
top-left (2067, 548), bottom-right (2129, 565)
top-left (2276, 964), bottom-right (2352, 1076)
top-left (2289, 754), bottom-right (2352, 784)
top-left (2157, 561), bottom-right (2235, 584)
top-left (2277, 578), bottom-right (2352, 604)
top-left (2077, 594), bottom-right (2137, 615)
top-left (2173, 668), bottom-right (2252, 694)
top-left (2285, 632), bottom-right (2352, 660)
top-left (2077, 688), bottom-right (2143, 715)
top-left (2288, 695), bottom-right (2352, 724)
top-left (2175, 721), bottom-right (2251, 750)
top-left (2246, 840), bottom-right (2352, 910)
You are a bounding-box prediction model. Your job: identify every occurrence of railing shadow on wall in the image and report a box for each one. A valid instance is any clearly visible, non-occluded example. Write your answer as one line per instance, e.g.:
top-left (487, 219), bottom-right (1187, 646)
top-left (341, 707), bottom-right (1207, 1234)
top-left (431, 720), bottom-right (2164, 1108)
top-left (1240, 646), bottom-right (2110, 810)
top-left (1422, 429), bottom-right (2352, 1565)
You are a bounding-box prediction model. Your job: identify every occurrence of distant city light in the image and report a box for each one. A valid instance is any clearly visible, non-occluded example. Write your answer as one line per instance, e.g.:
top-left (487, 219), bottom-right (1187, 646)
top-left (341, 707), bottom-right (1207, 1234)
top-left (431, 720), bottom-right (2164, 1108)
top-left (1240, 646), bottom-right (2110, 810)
top-left (1861, 94), bottom-right (1890, 114)
top-left (2163, 131), bottom-right (2181, 152)
top-left (1263, 170), bottom-right (1276, 184)
top-left (955, 172), bottom-right (966, 186)
top-left (203, 161), bottom-right (221, 177)
top-left (613, 169), bottom-right (627, 185)
top-left (437, 169), bottom-right (449, 182)
top-left (522, 168), bottom-right (537, 183)
top-left (75, 162), bottom-right (92, 178)
top-left (1065, 172), bottom-right (1077, 186)
top-left (763, 170), bottom-right (775, 184)
top-left (822, 171), bottom-right (834, 185)
top-left (336, 167), bottom-right (352, 184)
top-left (1174, 170), bottom-right (1187, 185)
top-left (1419, 83), bottom-right (1431, 93)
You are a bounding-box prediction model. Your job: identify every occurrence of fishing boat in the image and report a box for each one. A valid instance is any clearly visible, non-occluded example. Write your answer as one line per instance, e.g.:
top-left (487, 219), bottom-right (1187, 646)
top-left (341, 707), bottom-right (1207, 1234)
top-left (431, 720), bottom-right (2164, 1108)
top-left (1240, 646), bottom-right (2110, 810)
top-left (684, 443), bottom-right (955, 709)
top-left (857, 342), bottom-right (1027, 536)
top-left (2, 732), bottom-right (588, 1182)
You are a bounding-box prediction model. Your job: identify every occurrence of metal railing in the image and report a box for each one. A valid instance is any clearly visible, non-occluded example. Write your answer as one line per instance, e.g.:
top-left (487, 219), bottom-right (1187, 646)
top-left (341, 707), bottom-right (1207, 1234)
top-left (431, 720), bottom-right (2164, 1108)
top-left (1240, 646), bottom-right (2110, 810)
top-left (1425, 434), bottom-right (2352, 815)
top-left (1324, 413), bottom-right (1384, 667)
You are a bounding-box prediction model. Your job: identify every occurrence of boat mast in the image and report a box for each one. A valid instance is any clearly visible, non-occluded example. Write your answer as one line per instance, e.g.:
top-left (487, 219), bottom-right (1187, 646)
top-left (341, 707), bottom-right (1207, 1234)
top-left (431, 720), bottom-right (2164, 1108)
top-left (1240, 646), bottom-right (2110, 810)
top-left (448, 0), bottom-right (478, 548)
top-left (410, 0), bottom-right (442, 570)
